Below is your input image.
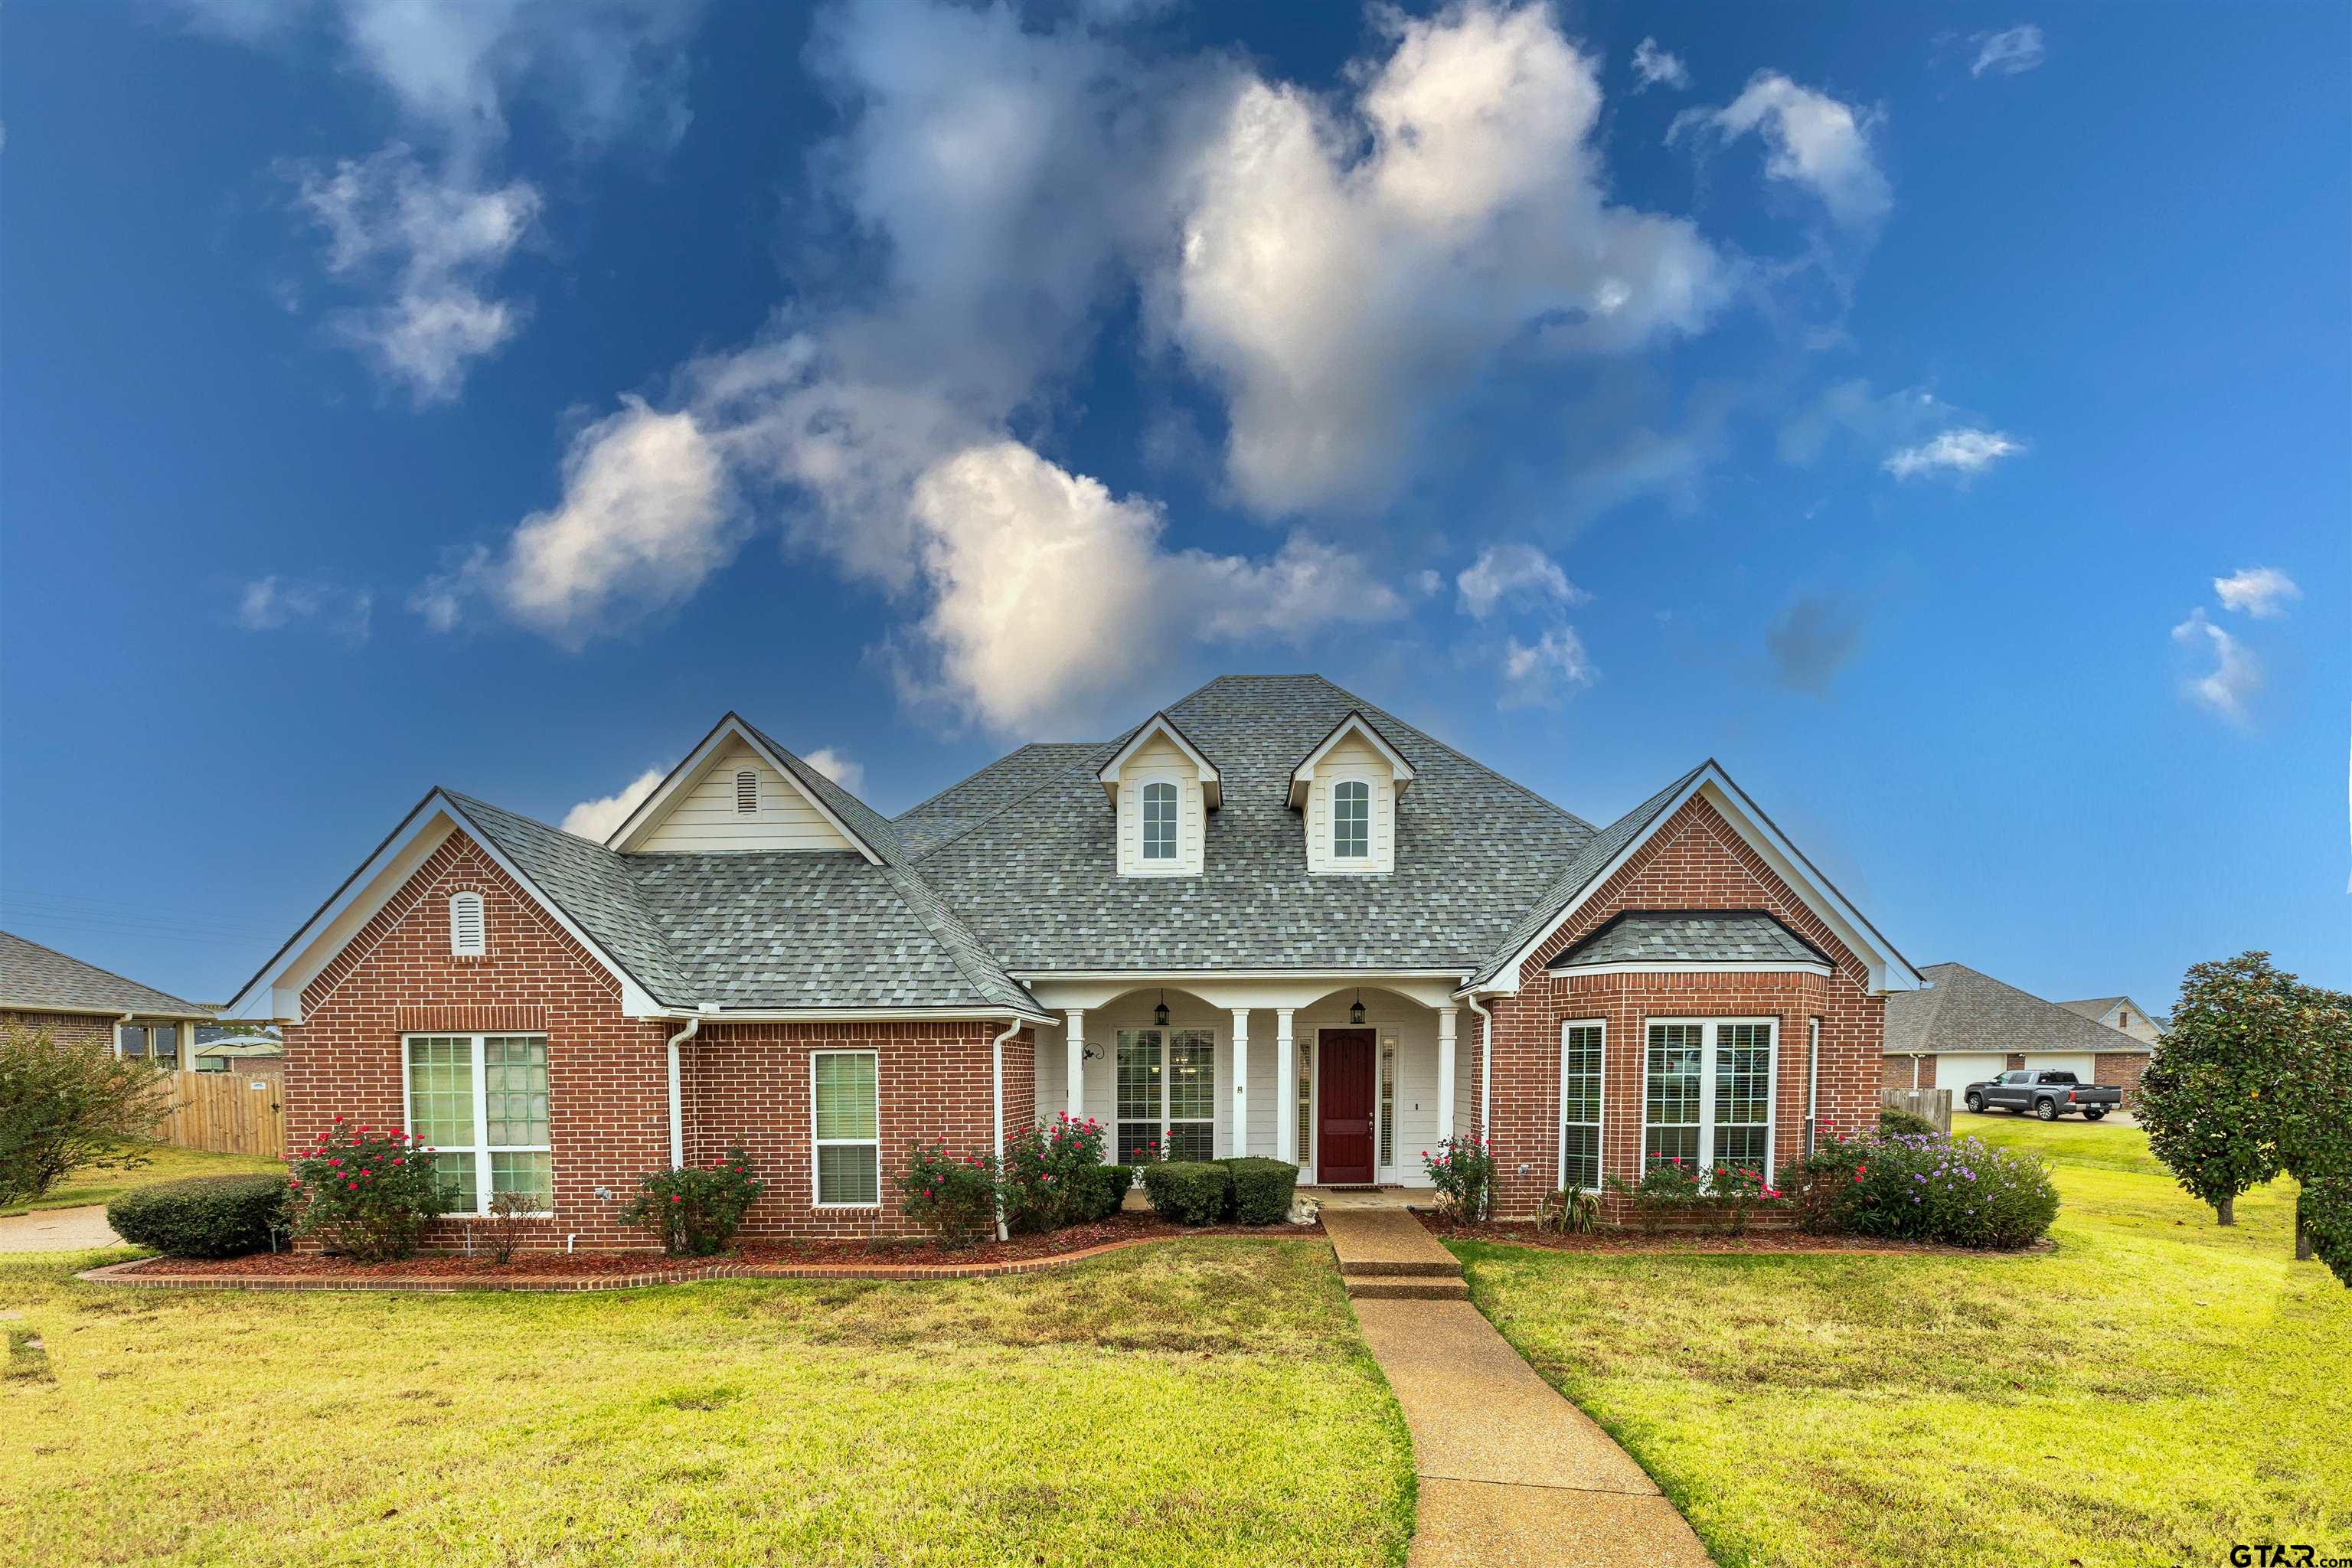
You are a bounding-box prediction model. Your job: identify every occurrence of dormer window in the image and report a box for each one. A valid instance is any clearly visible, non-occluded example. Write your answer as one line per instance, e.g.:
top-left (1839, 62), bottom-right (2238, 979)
top-left (1142, 782), bottom-right (1178, 861)
top-left (1332, 780), bottom-right (1370, 860)
top-left (734, 769), bottom-right (758, 814)
top-left (449, 892), bottom-right (485, 956)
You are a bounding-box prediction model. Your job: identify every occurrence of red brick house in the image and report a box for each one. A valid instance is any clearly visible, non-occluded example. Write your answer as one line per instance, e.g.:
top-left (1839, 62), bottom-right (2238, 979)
top-left (227, 675), bottom-right (1922, 1247)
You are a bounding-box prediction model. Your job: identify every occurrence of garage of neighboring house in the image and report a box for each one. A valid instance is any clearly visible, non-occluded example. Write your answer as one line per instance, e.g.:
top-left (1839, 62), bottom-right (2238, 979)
top-left (1884, 962), bottom-right (2154, 1104)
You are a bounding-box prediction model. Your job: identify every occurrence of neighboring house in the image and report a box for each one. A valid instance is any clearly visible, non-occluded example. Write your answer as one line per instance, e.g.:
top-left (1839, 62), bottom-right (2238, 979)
top-left (1884, 962), bottom-right (2155, 1104)
top-left (0, 929), bottom-right (214, 1066)
top-left (2056, 995), bottom-right (2165, 1045)
top-left (193, 1024), bottom-right (285, 1073)
top-left (225, 675), bottom-right (1923, 1247)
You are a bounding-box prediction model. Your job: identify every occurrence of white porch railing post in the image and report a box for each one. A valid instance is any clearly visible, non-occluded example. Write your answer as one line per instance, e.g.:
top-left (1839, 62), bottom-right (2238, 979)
top-left (1436, 1006), bottom-right (1459, 1143)
top-left (1230, 1008), bottom-right (1250, 1158)
top-left (1274, 1008), bottom-right (1296, 1166)
top-left (1066, 1008), bottom-right (1087, 1122)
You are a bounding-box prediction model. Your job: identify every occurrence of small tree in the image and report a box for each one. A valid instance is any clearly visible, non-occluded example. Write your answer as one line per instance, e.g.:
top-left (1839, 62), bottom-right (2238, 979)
top-left (2138, 955), bottom-right (2285, 1226)
top-left (0, 1026), bottom-right (170, 1207)
top-left (2259, 977), bottom-right (2352, 1282)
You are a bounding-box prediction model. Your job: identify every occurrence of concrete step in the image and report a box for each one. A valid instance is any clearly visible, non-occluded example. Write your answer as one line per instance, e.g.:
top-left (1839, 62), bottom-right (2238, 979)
top-left (1346, 1272), bottom-right (1472, 1302)
top-left (1339, 1255), bottom-right (1462, 1278)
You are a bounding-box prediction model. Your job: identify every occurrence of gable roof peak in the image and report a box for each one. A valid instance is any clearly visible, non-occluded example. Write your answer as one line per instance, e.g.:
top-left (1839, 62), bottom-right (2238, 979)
top-left (1095, 710), bottom-right (1222, 808)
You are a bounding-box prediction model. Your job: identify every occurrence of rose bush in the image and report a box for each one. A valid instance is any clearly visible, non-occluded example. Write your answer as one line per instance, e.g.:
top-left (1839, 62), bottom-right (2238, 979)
top-left (618, 1147), bottom-right (764, 1256)
top-left (286, 1116), bottom-right (449, 1261)
top-left (897, 1142), bottom-right (1001, 1244)
top-left (1420, 1133), bottom-right (1494, 1221)
top-left (1001, 1113), bottom-right (1106, 1233)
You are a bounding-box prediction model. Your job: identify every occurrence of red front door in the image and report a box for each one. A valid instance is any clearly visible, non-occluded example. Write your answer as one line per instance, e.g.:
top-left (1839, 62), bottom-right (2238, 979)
top-left (1318, 1029), bottom-right (1376, 1184)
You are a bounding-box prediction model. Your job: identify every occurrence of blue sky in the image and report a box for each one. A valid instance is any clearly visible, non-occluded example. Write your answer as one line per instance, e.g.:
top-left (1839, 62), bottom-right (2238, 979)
top-left (2, 0), bottom-right (2344, 1012)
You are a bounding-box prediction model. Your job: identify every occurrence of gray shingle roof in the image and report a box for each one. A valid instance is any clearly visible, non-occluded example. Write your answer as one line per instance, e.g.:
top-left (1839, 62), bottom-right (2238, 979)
top-left (893, 743), bottom-right (1100, 858)
top-left (1550, 911), bottom-right (1825, 969)
top-left (901, 675), bottom-right (1599, 972)
top-left (2056, 995), bottom-right (2166, 1028)
top-left (1886, 963), bottom-right (2152, 1056)
top-left (0, 930), bottom-right (211, 1018)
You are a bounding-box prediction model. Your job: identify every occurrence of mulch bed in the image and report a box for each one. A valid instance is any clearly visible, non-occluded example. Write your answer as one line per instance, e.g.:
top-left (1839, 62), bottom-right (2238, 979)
top-left (80, 1213), bottom-right (1321, 1292)
top-left (1419, 1215), bottom-right (2050, 1257)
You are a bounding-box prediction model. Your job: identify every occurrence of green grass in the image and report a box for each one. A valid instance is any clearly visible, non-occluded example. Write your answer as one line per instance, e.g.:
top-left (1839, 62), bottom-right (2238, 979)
top-left (2, 1142), bottom-right (286, 1216)
top-left (0, 1237), bottom-right (1412, 1567)
top-left (1451, 1116), bottom-right (2350, 1568)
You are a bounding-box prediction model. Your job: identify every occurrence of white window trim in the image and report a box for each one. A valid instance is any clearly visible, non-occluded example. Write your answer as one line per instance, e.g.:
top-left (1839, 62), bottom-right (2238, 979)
top-left (1331, 779), bottom-right (1372, 863)
top-left (1113, 1026), bottom-right (1218, 1163)
top-left (448, 891), bottom-right (485, 957)
top-left (1141, 780), bottom-right (1179, 861)
top-left (399, 1031), bottom-right (553, 1218)
top-left (1557, 1018), bottom-right (1606, 1193)
top-left (1640, 1016), bottom-right (1777, 1177)
top-left (809, 1049), bottom-right (881, 1209)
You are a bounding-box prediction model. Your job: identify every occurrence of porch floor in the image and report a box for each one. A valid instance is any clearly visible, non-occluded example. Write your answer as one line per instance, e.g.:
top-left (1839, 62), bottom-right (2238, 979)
top-left (1298, 1184), bottom-right (1424, 1210)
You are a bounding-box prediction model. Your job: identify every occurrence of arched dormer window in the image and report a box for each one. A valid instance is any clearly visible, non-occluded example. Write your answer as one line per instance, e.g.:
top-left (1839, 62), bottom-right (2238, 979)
top-left (1142, 781), bottom-right (1178, 861)
top-left (1332, 779), bottom-right (1370, 860)
top-left (449, 892), bottom-right (485, 956)
top-left (734, 769), bottom-right (759, 814)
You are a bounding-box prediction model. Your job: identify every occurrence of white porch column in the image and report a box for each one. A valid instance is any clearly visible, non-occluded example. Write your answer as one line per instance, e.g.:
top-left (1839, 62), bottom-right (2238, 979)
top-left (1066, 1008), bottom-right (1087, 1122)
top-left (1436, 1006), bottom-right (1459, 1143)
top-left (1274, 1008), bottom-right (1297, 1166)
top-left (1230, 1008), bottom-right (1250, 1157)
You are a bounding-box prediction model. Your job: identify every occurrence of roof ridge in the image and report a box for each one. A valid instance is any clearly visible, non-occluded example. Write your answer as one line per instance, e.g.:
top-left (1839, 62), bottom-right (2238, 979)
top-left (1303, 675), bottom-right (1596, 835)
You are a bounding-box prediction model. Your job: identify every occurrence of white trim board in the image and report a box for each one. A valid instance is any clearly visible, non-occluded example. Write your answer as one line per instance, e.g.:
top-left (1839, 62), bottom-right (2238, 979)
top-left (1551, 960), bottom-right (1834, 978)
top-left (606, 714), bottom-right (884, 862)
top-left (1287, 710), bottom-right (1416, 809)
top-left (1096, 712), bottom-right (1222, 809)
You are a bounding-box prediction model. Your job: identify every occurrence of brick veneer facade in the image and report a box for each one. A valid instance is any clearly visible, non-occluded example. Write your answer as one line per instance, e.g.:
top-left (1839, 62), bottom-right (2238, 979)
top-left (283, 829), bottom-right (1027, 1250)
top-left (1478, 795), bottom-right (1887, 1221)
top-left (2, 1009), bottom-right (116, 1054)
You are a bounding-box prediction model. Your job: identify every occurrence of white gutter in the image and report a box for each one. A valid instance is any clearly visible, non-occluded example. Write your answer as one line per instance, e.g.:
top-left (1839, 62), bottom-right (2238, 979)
top-left (1806, 1018), bottom-right (1821, 1154)
top-left (1463, 993), bottom-right (1494, 1140)
top-left (664, 1006), bottom-right (717, 1170)
top-left (990, 1016), bottom-right (1022, 1242)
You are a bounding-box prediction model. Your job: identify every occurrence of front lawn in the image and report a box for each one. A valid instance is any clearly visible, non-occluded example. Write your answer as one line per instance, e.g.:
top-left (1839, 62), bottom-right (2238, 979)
top-left (2, 1142), bottom-right (285, 1216)
top-left (0, 1238), bottom-right (1412, 1567)
top-left (1452, 1117), bottom-right (2349, 1568)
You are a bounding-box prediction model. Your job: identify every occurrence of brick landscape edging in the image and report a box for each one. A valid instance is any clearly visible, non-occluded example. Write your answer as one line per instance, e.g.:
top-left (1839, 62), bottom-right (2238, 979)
top-left (75, 1232), bottom-right (1307, 1295)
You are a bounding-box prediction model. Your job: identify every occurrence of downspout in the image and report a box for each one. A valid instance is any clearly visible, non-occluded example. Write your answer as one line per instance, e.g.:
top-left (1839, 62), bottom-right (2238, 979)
top-left (1806, 1018), bottom-right (1821, 1154)
top-left (990, 1017), bottom-right (1021, 1242)
top-left (665, 1008), bottom-right (713, 1171)
top-left (1463, 992), bottom-right (1494, 1142)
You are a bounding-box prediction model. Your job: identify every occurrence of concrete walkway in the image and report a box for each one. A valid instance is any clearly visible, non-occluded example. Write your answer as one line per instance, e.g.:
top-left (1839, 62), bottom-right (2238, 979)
top-left (1323, 1209), bottom-right (1712, 1567)
top-left (0, 1204), bottom-right (123, 1253)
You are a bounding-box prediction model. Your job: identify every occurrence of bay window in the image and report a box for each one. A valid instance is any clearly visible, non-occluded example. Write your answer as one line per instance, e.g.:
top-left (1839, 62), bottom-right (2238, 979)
top-left (403, 1033), bottom-right (553, 1214)
top-left (1643, 1018), bottom-right (1776, 1177)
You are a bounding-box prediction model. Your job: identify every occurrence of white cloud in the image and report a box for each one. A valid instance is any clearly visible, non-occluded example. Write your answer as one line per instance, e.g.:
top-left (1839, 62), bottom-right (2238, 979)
top-left (1497, 626), bottom-right (1595, 707)
top-left (1410, 568), bottom-right (1444, 597)
top-left (416, 398), bottom-right (736, 642)
top-left (1971, 25), bottom-right (2047, 78)
top-left (234, 574), bottom-right (374, 641)
top-left (2213, 566), bottom-right (2301, 619)
top-left (1455, 543), bottom-right (1590, 619)
top-left (2171, 608), bottom-right (2259, 723)
top-left (1163, 0), bottom-right (1728, 513)
top-left (1883, 427), bottom-right (2026, 481)
top-left (289, 147), bottom-right (538, 402)
top-left (1672, 73), bottom-right (1889, 230)
top-left (560, 767), bottom-right (665, 841)
top-left (1630, 38), bottom-right (1690, 93)
top-left (803, 747), bottom-right (865, 794)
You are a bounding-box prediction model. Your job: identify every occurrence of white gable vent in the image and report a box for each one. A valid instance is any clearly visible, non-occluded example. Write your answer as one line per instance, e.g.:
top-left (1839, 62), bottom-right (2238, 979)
top-left (449, 892), bottom-right (485, 956)
top-left (734, 768), bottom-right (759, 814)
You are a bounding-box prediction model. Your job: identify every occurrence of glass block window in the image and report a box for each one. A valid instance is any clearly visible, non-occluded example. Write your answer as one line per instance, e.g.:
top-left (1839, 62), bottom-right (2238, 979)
top-left (1116, 1026), bottom-right (1217, 1162)
top-left (404, 1033), bottom-right (551, 1216)
top-left (813, 1051), bottom-right (879, 1205)
top-left (1642, 1020), bottom-right (1776, 1179)
top-left (1560, 1022), bottom-right (1604, 1191)
top-left (1142, 781), bottom-right (1178, 861)
top-left (1332, 780), bottom-right (1370, 858)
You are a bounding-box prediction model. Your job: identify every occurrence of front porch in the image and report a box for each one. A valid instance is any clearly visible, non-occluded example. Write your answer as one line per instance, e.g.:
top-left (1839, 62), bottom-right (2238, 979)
top-left (1024, 975), bottom-right (1478, 1188)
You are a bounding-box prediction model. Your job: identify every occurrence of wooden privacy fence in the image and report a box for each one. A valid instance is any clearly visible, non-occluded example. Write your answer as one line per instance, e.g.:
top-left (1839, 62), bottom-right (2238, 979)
top-left (1881, 1086), bottom-right (1952, 1135)
top-left (152, 1070), bottom-right (286, 1160)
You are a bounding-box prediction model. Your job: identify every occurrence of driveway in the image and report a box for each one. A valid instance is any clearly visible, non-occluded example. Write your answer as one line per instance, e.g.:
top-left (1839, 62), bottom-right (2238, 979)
top-left (0, 1204), bottom-right (124, 1253)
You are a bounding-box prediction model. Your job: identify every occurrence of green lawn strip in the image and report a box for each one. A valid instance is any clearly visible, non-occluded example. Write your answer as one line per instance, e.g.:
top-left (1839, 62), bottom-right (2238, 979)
top-left (3, 1142), bottom-right (286, 1215)
top-left (0, 1236), bottom-right (1412, 1568)
top-left (1449, 1119), bottom-right (2349, 1568)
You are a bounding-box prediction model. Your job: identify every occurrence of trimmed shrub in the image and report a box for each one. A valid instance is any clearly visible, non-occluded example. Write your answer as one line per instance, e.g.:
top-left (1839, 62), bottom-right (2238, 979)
top-left (288, 1117), bottom-right (449, 1261)
top-left (1779, 1129), bottom-right (2057, 1250)
top-left (1878, 1106), bottom-right (1942, 1138)
top-left (1080, 1163), bottom-right (1134, 1222)
top-left (1142, 1161), bottom-right (1232, 1226)
top-left (618, 1147), bottom-right (765, 1256)
top-left (108, 1174), bottom-right (289, 1258)
top-left (1224, 1158), bottom-right (1298, 1225)
top-left (897, 1142), bottom-right (1001, 1245)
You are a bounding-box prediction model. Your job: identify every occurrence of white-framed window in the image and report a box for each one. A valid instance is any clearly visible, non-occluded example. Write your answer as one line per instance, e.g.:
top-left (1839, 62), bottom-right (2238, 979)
top-left (1560, 1021), bottom-right (1604, 1191)
top-left (116, 1020), bottom-right (181, 1068)
top-left (1296, 1038), bottom-right (1313, 1168)
top-left (448, 891), bottom-right (485, 956)
top-left (403, 1033), bottom-right (552, 1216)
top-left (1141, 780), bottom-right (1178, 861)
top-left (1116, 1027), bottom-right (1215, 1163)
top-left (1331, 779), bottom-right (1370, 859)
top-left (734, 768), bottom-right (759, 814)
top-left (812, 1050), bottom-right (879, 1206)
top-left (1642, 1018), bottom-right (1775, 1177)
top-left (1378, 1031), bottom-right (1397, 1169)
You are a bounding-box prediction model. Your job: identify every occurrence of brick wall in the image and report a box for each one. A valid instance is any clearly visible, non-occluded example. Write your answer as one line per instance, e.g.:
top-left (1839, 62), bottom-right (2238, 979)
top-left (2096, 1051), bottom-right (2148, 1106)
top-left (1480, 795), bottom-right (1886, 1220)
top-left (2, 1009), bottom-right (115, 1054)
top-left (283, 828), bottom-right (1024, 1250)
top-left (1883, 1052), bottom-right (1931, 1090)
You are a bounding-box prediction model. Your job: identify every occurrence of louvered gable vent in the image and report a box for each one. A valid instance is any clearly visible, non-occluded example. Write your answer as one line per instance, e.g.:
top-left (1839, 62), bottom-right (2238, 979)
top-left (449, 892), bottom-right (485, 956)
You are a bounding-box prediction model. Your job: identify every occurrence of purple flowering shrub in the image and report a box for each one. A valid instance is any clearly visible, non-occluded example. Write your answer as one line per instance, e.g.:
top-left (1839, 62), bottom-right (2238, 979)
top-left (1779, 1128), bottom-right (2057, 1249)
